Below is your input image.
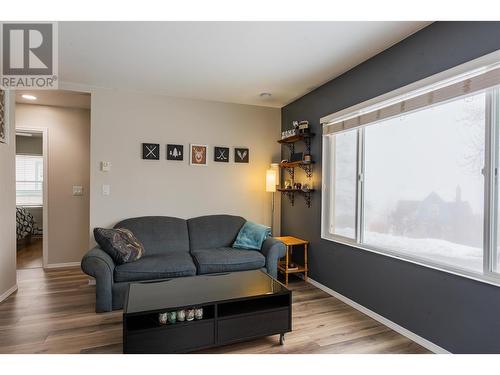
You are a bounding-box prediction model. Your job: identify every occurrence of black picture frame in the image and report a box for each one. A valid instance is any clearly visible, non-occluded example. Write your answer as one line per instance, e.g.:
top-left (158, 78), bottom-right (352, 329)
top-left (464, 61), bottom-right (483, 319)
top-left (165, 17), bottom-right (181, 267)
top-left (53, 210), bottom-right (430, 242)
top-left (290, 152), bottom-right (303, 162)
top-left (142, 143), bottom-right (160, 160)
top-left (167, 144), bottom-right (184, 161)
top-left (234, 148), bottom-right (249, 163)
top-left (214, 146), bottom-right (229, 162)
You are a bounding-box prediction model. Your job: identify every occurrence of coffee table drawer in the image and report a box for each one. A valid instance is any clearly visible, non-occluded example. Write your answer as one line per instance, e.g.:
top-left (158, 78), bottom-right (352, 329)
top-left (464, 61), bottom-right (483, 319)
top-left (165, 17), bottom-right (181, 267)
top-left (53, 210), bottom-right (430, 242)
top-left (125, 320), bottom-right (215, 354)
top-left (217, 308), bottom-right (290, 344)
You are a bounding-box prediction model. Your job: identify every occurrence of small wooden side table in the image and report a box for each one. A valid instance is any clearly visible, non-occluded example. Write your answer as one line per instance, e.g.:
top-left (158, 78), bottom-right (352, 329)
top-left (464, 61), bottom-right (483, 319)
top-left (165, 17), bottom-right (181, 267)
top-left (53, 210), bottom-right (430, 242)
top-left (275, 236), bottom-right (308, 285)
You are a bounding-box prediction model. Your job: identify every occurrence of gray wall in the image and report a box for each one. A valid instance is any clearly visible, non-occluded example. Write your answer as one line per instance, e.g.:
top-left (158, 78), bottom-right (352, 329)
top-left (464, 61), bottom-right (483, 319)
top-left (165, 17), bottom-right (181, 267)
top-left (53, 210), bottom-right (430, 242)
top-left (281, 22), bottom-right (500, 353)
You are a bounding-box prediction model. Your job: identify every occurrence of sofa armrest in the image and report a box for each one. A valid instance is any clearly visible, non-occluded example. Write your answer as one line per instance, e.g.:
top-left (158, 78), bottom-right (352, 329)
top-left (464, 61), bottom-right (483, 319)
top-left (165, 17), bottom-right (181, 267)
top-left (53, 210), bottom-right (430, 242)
top-left (81, 247), bottom-right (116, 312)
top-left (261, 237), bottom-right (286, 279)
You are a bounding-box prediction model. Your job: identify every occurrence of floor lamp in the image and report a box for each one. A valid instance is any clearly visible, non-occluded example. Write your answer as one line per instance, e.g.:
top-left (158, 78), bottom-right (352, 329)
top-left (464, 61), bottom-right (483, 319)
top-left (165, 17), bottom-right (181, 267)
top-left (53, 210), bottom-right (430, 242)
top-left (266, 168), bottom-right (277, 236)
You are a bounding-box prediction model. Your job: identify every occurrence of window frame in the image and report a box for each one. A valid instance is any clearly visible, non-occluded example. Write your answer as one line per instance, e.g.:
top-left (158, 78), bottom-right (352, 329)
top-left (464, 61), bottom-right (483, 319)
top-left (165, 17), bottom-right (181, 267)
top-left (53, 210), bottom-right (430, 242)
top-left (16, 153), bottom-right (44, 207)
top-left (322, 81), bottom-right (500, 289)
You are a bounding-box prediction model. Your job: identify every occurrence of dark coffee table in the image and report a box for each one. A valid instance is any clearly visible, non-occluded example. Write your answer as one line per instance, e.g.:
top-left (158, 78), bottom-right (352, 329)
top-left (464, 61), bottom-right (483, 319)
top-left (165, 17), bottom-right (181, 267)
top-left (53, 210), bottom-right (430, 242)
top-left (123, 270), bottom-right (292, 353)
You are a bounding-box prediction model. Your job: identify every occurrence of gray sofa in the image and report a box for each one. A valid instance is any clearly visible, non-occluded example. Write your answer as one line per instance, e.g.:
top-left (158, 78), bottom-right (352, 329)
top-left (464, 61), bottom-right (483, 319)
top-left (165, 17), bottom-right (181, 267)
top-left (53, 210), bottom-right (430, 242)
top-left (81, 214), bottom-right (286, 312)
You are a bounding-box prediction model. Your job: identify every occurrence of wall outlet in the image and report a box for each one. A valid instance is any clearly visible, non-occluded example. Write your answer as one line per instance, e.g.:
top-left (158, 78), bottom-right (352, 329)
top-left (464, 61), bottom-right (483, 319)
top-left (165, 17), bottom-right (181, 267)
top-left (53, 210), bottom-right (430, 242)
top-left (102, 184), bottom-right (110, 196)
top-left (101, 161), bottom-right (112, 172)
top-left (72, 185), bottom-right (84, 196)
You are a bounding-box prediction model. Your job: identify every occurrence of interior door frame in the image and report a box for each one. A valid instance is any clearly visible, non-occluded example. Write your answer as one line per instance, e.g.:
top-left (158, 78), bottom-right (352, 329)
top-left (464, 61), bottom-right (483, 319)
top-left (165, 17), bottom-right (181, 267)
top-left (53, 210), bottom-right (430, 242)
top-left (16, 126), bottom-right (49, 269)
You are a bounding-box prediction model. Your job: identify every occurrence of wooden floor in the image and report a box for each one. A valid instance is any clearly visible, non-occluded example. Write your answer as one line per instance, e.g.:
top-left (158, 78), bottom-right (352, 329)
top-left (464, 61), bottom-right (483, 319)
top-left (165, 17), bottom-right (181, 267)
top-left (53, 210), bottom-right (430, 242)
top-left (0, 267), bottom-right (430, 354)
top-left (16, 238), bottom-right (43, 269)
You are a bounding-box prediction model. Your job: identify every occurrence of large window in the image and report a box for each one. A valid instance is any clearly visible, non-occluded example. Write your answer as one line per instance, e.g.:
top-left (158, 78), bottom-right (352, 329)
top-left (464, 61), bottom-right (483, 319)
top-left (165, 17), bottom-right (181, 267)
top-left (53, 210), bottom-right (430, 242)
top-left (363, 93), bottom-right (485, 273)
top-left (328, 130), bottom-right (358, 239)
top-left (16, 155), bottom-right (43, 206)
top-left (322, 59), bottom-right (500, 284)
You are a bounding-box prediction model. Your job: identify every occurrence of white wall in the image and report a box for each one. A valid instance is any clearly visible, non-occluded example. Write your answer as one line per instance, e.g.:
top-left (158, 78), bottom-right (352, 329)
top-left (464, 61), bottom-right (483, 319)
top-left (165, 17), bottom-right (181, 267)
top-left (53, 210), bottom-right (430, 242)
top-left (90, 89), bottom-right (281, 242)
top-left (0, 91), bottom-right (17, 301)
top-left (16, 104), bottom-right (90, 266)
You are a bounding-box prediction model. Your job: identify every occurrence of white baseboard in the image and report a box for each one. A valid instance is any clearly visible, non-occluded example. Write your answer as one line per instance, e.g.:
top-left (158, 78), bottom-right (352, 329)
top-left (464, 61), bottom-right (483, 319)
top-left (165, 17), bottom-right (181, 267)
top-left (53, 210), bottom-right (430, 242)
top-left (307, 277), bottom-right (450, 354)
top-left (0, 284), bottom-right (18, 303)
top-left (45, 261), bottom-right (81, 269)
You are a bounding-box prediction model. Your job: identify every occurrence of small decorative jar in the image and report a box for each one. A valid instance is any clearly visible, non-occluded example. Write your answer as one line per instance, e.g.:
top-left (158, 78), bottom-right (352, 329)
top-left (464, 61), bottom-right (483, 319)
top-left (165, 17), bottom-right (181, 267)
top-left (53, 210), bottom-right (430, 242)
top-left (186, 308), bottom-right (195, 321)
top-left (167, 311), bottom-right (177, 324)
top-left (177, 309), bottom-right (186, 322)
top-left (195, 307), bottom-right (203, 320)
top-left (158, 312), bottom-right (168, 325)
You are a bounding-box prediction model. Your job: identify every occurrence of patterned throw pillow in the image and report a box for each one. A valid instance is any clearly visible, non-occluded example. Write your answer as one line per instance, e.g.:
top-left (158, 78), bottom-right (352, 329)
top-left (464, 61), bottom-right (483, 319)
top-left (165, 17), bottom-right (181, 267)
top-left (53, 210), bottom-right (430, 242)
top-left (94, 227), bottom-right (145, 264)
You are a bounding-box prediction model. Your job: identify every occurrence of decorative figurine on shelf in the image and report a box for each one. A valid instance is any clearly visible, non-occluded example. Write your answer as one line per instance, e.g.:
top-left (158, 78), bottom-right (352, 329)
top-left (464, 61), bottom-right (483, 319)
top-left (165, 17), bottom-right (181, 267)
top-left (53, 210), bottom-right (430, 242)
top-left (293, 182), bottom-right (302, 190)
top-left (281, 128), bottom-right (297, 139)
top-left (158, 312), bottom-right (168, 325)
top-left (195, 307), bottom-right (203, 320)
top-left (186, 308), bottom-right (195, 321)
top-left (167, 311), bottom-right (177, 324)
top-left (177, 309), bottom-right (186, 322)
top-left (302, 183), bottom-right (312, 192)
top-left (298, 120), bottom-right (310, 134)
top-left (285, 180), bottom-right (292, 189)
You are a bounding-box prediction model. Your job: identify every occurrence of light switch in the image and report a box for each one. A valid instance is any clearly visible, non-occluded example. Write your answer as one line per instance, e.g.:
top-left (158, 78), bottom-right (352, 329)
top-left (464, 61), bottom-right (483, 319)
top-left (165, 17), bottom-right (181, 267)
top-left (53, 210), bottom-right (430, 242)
top-left (101, 161), bottom-right (112, 172)
top-left (72, 185), bottom-right (83, 196)
top-left (102, 184), bottom-right (110, 196)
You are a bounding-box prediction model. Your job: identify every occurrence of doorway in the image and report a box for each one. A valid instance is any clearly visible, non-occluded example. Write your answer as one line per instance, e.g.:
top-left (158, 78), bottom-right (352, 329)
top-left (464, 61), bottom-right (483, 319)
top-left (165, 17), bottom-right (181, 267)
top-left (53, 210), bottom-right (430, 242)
top-left (15, 89), bottom-right (91, 270)
top-left (15, 129), bottom-right (46, 269)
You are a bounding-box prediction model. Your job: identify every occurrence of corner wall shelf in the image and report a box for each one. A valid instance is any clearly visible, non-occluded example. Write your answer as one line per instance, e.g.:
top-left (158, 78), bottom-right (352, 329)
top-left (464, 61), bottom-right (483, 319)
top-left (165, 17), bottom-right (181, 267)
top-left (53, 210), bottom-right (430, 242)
top-left (277, 188), bottom-right (315, 208)
top-left (278, 133), bottom-right (315, 155)
top-left (279, 161), bottom-right (315, 179)
top-left (278, 130), bottom-right (315, 208)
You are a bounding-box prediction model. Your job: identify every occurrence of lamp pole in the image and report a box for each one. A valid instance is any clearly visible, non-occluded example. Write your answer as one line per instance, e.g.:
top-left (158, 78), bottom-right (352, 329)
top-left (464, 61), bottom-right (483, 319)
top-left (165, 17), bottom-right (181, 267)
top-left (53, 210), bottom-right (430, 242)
top-left (266, 166), bottom-right (278, 237)
top-left (271, 191), bottom-right (275, 236)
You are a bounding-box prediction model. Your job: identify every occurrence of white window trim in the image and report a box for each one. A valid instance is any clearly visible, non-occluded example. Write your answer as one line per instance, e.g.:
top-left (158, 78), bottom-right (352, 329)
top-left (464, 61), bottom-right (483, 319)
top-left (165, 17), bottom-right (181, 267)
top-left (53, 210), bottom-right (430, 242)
top-left (321, 49), bottom-right (500, 126)
top-left (321, 49), bottom-right (500, 288)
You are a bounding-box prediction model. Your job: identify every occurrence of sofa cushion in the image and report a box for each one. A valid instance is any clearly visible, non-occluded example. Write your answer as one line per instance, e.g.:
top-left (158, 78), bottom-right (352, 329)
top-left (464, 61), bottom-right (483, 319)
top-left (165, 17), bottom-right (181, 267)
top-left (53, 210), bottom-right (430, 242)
top-left (114, 252), bottom-right (196, 282)
top-left (187, 215), bottom-right (246, 251)
top-left (94, 227), bottom-right (145, 265)
top-left (232, 221), bottom-right (271, 250)
top-left (192, 247), bottom-right (265, 275)
top-left (115, 216), bottom-right (190, 255)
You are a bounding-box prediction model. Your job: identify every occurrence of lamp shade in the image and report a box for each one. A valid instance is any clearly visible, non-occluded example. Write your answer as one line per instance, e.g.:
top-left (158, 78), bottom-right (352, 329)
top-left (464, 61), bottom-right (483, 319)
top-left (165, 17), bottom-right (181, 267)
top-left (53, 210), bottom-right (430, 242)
top-left (266, 169), bottom-right (277, 192)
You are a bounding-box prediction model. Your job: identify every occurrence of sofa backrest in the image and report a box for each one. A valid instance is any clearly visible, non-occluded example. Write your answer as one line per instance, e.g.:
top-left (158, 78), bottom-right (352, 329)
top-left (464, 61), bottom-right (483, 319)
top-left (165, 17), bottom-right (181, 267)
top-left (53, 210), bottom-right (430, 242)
top-left (187, 214), bottom-right (246, 251)
top-left (114, 216), bottom-right (190, 255)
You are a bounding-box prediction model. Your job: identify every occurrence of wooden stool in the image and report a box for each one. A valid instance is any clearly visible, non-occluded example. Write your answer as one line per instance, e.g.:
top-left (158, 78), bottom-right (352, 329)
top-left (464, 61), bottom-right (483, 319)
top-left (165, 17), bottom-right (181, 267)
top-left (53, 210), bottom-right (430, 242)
top-left (274, 236), bottom-right (308, 285)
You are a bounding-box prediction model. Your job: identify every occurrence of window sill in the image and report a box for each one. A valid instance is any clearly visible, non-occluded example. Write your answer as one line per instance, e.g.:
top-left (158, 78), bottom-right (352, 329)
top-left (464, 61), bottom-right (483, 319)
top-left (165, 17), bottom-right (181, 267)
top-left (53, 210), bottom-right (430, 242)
top-left (321, 234), bottom-right (500, 289)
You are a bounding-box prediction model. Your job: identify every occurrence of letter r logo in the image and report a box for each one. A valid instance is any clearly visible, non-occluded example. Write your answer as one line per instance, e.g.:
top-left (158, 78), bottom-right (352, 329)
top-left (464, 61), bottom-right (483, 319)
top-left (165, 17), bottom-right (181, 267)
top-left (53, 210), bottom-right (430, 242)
top-left (2, 23), bottom-right (53, 75)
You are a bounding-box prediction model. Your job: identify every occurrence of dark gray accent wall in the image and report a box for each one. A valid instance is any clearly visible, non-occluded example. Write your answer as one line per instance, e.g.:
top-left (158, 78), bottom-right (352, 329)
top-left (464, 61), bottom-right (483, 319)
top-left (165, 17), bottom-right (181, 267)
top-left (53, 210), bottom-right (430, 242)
top-left (281, 22), bottom-right (500, 353)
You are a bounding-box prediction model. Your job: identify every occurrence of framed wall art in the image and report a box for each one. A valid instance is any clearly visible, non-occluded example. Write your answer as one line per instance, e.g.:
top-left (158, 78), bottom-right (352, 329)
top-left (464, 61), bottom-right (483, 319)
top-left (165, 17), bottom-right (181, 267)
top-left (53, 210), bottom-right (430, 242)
top-left (167, 144), bottom-right (184, 161)
top-left (214, 146), bottom-right (229, 162)
top-left (142, 143), bottom-right (160, 160)
top-left (0, 90), bottom-right (8, 144)
top-left (190, 144), bottom-right (208, 166)
top-left (234, 147), bottom-right (249, 163)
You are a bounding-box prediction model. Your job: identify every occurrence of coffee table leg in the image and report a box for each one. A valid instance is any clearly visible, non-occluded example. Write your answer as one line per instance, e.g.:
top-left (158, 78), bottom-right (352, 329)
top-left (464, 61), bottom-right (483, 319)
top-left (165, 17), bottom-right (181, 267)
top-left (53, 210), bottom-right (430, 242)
top-left (279, 333), bottom-right (285, 345)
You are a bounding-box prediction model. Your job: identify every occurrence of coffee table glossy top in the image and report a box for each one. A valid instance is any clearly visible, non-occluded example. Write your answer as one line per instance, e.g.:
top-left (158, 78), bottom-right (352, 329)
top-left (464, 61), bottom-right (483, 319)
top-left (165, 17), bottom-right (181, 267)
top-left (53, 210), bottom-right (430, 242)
top-left (124, 270), bottom-right (288, 314)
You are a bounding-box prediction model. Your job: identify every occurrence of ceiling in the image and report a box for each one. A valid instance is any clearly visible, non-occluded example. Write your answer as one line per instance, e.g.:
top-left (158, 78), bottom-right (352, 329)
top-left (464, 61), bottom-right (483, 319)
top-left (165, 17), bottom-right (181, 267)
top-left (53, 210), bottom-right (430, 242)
top-left (15, 90), bottom-right (91, 109)
top-left (59, 22), bottom-right (431, 108)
